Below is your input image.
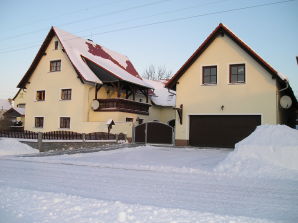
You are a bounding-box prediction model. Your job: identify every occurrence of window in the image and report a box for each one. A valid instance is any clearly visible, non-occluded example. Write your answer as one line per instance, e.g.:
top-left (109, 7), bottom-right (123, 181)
top-left (54, 41), bottom-right (59, 50)
top-left (50, 60), bottom-right (61, 72)
top-left (60, 117), bottom-right (70, 128)
top-left (202, 66), bottom-right (217, 84)
top-left (230, 64), bottom-right (245, 83)
top-left (36, 90), bottom-right (45, 101)
top-left (126, 117), bottom-right (133, 122)
top-left (61, 89), bottom-right (71, 100)
top-left (35, 117), bottom-right (44, 128)
top-left (17, 103), bottom-right (25, 108)
top-left (138, 118), bottom-right (144, 125)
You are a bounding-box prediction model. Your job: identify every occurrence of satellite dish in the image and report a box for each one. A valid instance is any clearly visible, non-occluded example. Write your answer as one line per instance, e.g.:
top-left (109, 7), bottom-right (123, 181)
top-left (91, 99), bottom-right (100, 110)
top-left (280, 95), bottom-right (292, 109)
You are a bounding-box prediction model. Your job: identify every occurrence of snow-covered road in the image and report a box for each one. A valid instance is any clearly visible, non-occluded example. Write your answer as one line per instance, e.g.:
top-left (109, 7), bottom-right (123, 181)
top-left (1, 153), bottom-right (298, 222)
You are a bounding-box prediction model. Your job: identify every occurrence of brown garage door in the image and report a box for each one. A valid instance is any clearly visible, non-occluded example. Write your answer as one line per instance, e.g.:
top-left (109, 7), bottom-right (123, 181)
top-left (189, 115), bottom-right (261, 148)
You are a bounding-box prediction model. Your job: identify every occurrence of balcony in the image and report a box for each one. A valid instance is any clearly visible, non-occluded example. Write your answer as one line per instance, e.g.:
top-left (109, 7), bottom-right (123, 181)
top-left (93, 98), bottom-right (151, 115)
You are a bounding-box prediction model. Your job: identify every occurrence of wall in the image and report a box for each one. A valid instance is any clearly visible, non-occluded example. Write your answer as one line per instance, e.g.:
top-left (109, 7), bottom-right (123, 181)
top-left (175, 34), bottom-right (278, 142)
top-left (13, 89), bottom-right (26, 107)
top-left (24, 36), bottom-right (89, 132)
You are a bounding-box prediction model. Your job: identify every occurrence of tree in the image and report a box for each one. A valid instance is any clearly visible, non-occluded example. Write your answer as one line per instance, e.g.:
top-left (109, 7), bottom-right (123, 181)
top-left (142, 65), bottom-right (172, 80)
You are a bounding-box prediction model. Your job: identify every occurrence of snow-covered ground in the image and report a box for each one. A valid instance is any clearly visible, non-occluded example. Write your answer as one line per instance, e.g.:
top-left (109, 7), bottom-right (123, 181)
top-left (0, 125), bottom-right (298, 223)
top-left (0, 138), bottom-right (37, 156)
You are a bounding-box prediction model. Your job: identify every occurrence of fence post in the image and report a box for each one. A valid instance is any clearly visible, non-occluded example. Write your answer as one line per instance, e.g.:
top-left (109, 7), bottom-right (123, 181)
top-left (145, 123), bottom-right (148, 144)
top-left (132, 123), bottom-right (135, 143)
top-left (116, 134), bottom-right (118, 143)
top-left (38, 132), bottom-right (44, 152)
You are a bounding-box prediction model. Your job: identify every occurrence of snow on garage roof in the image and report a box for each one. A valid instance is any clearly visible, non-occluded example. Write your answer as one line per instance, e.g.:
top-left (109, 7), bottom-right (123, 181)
top-left (53, 27), bottom-right (152, 88)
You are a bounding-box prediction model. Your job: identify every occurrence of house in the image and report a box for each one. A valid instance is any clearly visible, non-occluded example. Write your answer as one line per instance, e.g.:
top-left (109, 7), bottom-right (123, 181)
top-left (3, 107), bottom-right (25, 130)
top-left (15, 27), bottom-right (175, 141)
top-left (0, 99), bottom-right (12, 120)
top-left (166, 23), bottom-right (297, 148)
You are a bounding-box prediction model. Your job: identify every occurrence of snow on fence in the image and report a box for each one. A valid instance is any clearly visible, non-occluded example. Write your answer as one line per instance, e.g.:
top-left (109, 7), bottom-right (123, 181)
top-left (0, 130), bottom-right (126, 141)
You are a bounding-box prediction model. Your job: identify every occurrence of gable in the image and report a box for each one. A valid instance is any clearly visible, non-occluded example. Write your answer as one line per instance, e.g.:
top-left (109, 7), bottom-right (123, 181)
top-left (165, 23), bottom-right (297, 106)
top-left (167, 24), bottom-right (287, 89)
top-left (17, 29), bottom-right (86, 89)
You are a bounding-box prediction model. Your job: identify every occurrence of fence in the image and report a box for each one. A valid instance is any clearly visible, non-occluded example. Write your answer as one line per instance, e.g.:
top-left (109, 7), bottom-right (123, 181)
top-left (0, 130), bottom-right (126, 141)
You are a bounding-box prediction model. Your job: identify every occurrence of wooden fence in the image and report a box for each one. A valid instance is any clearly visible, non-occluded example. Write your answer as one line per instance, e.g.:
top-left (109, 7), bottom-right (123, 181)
top-left (0, 130), bottom-right (126, 141)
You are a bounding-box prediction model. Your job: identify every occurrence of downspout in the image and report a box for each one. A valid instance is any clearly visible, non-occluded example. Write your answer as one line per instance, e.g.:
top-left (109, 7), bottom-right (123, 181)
top-left (279, 80), bottom-right (289, 92)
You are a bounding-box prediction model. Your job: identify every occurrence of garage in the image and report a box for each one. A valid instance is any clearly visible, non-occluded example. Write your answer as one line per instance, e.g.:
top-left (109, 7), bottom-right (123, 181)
top-left (189, 115), bottom-right (261, 148)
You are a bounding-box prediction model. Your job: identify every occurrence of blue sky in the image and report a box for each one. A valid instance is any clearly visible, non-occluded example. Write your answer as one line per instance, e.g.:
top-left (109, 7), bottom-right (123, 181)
top-left (0, 0), bottom-right (297, 98)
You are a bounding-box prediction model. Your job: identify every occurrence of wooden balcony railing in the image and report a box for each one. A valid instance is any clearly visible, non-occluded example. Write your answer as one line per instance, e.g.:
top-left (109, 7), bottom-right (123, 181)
top-left (94, 98), bottom-right (151, 115)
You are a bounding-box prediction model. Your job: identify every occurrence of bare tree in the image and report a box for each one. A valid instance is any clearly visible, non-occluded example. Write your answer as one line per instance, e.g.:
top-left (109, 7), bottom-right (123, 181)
top-left (142, 65), bottom-right (172, 80)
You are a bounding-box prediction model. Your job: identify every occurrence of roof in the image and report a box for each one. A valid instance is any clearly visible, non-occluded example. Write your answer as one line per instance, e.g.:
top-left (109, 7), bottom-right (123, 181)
top-left (14, 107), bottom-right (25, 116)
top-left (0, 99), bottom-right (12, 110)
top-left (166, 23), bottom-right (290, 90)
top-left (18, 27), bottom-right (152, 89)
top-left (3, 107), bottom-right (25, 117)
top-left (143, 79), bottom-right (175, 107)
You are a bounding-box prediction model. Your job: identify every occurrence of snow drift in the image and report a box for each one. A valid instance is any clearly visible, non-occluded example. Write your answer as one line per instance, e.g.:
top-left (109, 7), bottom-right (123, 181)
top-left (0, 138), bottom-right (37, 156)
top-left (216, 125), bottom-right (298, 175)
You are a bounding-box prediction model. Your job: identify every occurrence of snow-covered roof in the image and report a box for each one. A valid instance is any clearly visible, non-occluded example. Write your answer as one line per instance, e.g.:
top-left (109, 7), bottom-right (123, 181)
top-left (143, 79), bottom-right (175, 107)
top-left (53, 27), bottom-right (152, 88)
top-left (0, 99), bottom-right (11, 110)
top-left (14, 107), bottom-right (25, 116)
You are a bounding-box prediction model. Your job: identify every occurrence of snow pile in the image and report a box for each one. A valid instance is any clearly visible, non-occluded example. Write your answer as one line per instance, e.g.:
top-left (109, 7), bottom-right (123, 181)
top-left (0, 138), bottom-right (37, 156)
top-left (216, 125), bottom-right (298, 176)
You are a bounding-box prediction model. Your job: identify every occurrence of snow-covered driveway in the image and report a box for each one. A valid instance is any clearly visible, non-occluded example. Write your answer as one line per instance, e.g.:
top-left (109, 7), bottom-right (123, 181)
top-left (0, 145), bottom-right (298, 223)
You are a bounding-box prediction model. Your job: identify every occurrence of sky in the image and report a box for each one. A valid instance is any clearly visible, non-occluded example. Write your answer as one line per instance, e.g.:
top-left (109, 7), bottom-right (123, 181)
top-left (0, 0), bottom-right (297, 99)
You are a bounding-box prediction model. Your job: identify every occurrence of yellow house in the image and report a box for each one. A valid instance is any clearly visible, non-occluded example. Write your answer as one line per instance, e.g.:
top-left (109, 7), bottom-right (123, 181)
top-left (16, 27), bottom-right (175, 141)
top-left (166, 23), bottom-right (297, 148)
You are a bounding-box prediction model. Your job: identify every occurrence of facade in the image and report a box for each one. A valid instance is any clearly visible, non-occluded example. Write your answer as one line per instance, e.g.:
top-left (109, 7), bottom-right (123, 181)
top-left (166, 23), bottom-right (297, 148)
top-left (16, 27), bottom-right (175, 140)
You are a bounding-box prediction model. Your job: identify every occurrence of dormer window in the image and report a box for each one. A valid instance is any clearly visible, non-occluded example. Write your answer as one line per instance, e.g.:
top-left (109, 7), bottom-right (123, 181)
top-left (54, 41), bottom-right (59, 50)
top-left (202, 66), bottom-right (217, 85)
top-left (50, 60), bottom-right (61, 72)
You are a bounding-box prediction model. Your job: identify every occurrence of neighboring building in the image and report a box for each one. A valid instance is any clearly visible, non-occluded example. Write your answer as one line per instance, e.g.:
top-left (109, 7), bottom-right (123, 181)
top-left (15, 27), bottom-right (175, 140)
top-left (166, 23), bottom-right (297, 148)
top-left (3, 107), bottom-right (25, 129)
top-left (0, 99), bottom-right (12, 120)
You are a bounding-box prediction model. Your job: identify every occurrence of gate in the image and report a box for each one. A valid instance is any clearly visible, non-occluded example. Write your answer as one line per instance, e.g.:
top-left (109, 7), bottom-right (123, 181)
top-left (134, 122), bottom-right (174, 145)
